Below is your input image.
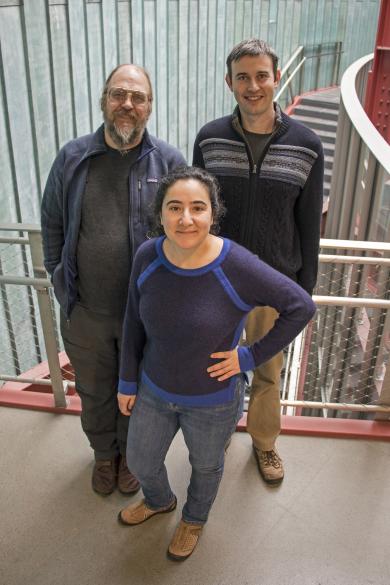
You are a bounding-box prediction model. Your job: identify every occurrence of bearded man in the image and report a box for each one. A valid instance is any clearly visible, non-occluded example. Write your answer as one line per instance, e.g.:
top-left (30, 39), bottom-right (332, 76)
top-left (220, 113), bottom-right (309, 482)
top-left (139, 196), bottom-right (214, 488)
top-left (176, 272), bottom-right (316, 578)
top-left (41, 64), bottom-right (185, 496)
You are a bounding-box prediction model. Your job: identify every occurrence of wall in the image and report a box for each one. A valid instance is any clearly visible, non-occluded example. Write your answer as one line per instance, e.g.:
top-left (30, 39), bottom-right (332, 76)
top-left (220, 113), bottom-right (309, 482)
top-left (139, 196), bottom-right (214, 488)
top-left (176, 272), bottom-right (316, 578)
top-left (0, 0), bottom-right (380, 224)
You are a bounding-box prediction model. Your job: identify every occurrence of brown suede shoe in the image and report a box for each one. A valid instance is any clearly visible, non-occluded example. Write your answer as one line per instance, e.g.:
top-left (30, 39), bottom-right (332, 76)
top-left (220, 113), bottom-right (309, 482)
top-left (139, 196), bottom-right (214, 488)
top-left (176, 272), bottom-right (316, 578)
top-left (118, 497), bottom-right (177, 526)
top-left (117, 455), bottom-right (140, 495)
top-left (253, 446), bottom-right (284, 485)
top-left (167, 520), bottom-right (203, 561)
top-left (92, 459), bottom-right (117, 495)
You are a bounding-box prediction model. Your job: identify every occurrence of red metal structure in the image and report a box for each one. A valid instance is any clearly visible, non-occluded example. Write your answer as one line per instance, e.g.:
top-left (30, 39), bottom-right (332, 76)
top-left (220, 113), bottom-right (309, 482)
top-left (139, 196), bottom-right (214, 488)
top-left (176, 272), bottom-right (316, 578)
top-left (364, 0), bottom-right (390, 144)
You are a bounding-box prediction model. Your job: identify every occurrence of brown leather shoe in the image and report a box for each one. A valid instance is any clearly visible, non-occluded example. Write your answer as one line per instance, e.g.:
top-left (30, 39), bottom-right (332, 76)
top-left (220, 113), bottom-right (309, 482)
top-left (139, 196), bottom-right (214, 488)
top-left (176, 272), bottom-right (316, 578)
top-left (253, 446), bottom-right (284, 485)
top-left (118, 497), bottom-right (177, 526)
top-left (167, 520), bottom-right (203, 561)
top-left (92, 459), bottom-right (117, 495)
top-left (117, 455), bottom-right (140, 495)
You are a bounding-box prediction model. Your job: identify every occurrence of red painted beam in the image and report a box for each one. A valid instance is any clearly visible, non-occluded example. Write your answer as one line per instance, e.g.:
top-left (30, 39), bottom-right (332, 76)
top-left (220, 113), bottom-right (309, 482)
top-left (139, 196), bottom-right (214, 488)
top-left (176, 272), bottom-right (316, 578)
top-left (236, 413), bottom-right (390, 441)
top-left (1, 355), bottom-right (388, 440)
top-left (364, 0), bottom-right (390, 143)
top-left (0, 388), bottom-right (81, 414)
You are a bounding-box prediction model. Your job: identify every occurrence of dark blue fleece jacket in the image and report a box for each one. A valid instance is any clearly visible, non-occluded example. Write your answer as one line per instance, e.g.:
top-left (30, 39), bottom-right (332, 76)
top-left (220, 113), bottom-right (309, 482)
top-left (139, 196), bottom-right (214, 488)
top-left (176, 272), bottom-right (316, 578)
top-left (41, 125), bottom-right (185, 317)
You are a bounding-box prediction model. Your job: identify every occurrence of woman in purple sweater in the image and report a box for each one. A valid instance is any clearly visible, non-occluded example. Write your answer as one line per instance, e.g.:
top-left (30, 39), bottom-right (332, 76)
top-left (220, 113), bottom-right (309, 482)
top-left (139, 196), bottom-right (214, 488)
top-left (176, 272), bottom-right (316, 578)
top-left (117, 167), bottom-right (315, 561)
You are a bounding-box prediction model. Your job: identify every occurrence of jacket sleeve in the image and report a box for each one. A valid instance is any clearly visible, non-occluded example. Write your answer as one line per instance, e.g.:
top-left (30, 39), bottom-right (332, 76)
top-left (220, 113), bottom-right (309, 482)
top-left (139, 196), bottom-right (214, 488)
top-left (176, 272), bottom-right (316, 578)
top-left (234, 251), bottom-right (316, 372)
top-left (41, 149), bottom-right (66, 276)
top-left (168, 148), bottom-right (187, 170)
top-left (192, 132), bottom-right (206, 168)
top-left (294, 141), bottom-right (324, 294)
top-left (118, 249), bottom-right (147, 396)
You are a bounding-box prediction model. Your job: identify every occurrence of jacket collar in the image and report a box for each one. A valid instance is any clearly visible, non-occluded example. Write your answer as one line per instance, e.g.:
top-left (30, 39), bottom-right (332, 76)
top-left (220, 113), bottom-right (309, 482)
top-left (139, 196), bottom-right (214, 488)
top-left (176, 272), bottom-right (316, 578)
top-left (231, 102), bottom-right (288, 139)
top-left (81, 124), bottom-right (156, 161)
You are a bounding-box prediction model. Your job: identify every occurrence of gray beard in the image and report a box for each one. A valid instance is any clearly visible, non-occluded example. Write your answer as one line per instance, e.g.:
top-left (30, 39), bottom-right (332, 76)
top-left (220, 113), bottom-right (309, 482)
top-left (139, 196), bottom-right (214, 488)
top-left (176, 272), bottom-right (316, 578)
top-left (104, 115), bottom-right (145, 150)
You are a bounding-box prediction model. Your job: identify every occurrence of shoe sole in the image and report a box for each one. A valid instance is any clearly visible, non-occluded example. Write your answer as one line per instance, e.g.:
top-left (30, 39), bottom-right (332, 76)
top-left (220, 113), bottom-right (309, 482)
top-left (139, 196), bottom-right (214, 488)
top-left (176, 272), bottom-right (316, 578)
top-left (92, 485), bottom-right (115, 496)
top-left (117, 484), bottom-right (141, 496)
top-left (167, 549), bottom-right (195, 562)
top-left (117, 498), bottom-right (177, 526)
top-left (252, 446), bottom-right (284, 486)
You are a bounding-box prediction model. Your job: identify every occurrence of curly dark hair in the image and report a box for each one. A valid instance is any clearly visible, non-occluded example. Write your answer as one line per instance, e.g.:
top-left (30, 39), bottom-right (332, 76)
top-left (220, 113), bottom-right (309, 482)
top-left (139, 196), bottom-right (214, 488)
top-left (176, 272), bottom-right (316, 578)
top-left (151, 166), bottom-right (225, 236)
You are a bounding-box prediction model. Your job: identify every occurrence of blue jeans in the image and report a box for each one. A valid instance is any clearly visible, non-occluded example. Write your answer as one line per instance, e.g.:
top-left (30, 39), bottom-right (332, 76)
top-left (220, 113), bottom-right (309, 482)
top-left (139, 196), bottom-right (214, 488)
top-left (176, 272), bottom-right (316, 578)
top-left (126, 376), bottom-right (245, 525)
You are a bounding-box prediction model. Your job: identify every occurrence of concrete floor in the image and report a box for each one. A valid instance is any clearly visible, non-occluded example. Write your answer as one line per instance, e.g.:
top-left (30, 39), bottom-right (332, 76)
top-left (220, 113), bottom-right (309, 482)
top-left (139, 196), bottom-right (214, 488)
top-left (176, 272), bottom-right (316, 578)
top-left (1, 407), bottom-right (389, 585)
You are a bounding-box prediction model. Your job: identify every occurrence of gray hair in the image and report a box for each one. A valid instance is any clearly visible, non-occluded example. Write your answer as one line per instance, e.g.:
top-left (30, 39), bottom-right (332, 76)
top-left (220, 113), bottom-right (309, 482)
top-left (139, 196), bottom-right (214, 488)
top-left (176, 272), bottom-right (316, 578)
top-left (100, 64), bottom-right (153, 111)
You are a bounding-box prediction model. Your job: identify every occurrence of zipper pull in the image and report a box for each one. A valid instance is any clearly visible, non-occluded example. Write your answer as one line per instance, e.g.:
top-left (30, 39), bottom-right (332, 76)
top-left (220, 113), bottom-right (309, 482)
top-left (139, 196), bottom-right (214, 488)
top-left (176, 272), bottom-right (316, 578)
top-left (252, 164), bottom-right (257, 174)
top-left (138, 180), bottom-right (141, 190)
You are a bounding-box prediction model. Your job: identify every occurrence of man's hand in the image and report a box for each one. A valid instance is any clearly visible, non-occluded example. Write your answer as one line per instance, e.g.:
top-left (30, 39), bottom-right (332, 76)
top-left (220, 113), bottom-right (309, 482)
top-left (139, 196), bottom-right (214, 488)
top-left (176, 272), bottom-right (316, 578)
top-left (118, 393), bottom-right (136, 416)
top-left (207, 348), bottom-right (240, 381)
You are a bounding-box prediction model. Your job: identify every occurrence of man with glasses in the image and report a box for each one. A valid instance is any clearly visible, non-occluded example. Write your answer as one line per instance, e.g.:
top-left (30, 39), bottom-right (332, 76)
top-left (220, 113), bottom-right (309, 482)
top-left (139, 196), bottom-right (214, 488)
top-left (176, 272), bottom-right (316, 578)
top-left (41, 64), bottom-right (185, 496)
top-left (193, 39), bottom-right (323, 486)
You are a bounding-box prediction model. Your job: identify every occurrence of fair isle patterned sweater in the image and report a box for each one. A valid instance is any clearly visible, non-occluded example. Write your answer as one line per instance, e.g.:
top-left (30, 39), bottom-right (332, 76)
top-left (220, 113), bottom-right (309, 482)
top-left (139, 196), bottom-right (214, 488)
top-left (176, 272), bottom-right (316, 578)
top-left (193, 105), bottom-right (324, 295)
top-left (118, 237), bottom-right (316, 407)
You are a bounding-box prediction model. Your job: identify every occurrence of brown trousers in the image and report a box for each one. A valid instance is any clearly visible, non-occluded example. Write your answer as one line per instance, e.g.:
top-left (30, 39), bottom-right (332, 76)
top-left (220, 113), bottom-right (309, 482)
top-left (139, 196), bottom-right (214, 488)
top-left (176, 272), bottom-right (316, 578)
top-left (244, 306), bottom-right (283, 451)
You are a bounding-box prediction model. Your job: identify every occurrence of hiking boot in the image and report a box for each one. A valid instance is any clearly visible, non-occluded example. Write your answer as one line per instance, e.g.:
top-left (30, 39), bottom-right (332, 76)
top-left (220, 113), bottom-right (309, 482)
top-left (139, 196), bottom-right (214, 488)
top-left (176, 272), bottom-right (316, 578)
top-left (118, 497), bottom-right (177, 526)
top-left (253, 446), bottom-right (284, 485)
top-left (167, 520), bottom-right (203, 561)
top-left (117, 455), bottom-right (140, 495)
top-left (92, 459), bottom-right (117, 495)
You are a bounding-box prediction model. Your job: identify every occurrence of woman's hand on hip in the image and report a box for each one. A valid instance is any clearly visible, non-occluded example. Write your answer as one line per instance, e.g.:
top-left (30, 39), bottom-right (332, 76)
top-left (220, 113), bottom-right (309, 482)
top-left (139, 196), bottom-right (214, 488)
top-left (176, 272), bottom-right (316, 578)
top-left (207, 348), bottom-right (240, 382)
top-left (118, 393), bottom-right (137, 416)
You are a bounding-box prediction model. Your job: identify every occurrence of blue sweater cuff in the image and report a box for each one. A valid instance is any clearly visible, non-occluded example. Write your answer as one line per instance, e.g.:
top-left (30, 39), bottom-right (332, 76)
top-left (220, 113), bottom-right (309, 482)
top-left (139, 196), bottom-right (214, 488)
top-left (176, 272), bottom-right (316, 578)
top-left (118, 380), bottom-right (138, 396)
top-left (237, 346), bottom-right (255, 372)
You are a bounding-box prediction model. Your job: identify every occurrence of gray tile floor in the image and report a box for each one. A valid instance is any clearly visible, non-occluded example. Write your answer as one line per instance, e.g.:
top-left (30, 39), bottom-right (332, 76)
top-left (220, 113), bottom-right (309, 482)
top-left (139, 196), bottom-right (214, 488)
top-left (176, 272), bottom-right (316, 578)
top-left (1, 407), bottom-right (389, 585)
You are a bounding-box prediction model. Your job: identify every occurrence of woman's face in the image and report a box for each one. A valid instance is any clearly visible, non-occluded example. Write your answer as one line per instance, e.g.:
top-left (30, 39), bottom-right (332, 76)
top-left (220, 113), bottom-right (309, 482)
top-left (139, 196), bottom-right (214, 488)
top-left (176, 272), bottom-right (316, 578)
top-left (160, 178), bottom-right (214, 251)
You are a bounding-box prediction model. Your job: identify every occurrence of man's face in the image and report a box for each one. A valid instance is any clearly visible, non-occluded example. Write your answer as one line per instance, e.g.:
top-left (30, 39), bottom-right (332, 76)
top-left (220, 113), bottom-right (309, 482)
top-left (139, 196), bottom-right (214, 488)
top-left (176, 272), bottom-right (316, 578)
top-left (226, 55), bottom-right (280, 122)
top-left (103, 66), bottom-right (152, 149)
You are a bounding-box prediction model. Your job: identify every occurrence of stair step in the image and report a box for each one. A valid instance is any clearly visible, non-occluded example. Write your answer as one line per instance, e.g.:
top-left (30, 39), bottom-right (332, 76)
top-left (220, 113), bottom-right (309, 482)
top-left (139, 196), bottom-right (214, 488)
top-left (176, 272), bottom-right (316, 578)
top-left (299, 96), bottom-right (340, 110)
top-left (323, 181), bottom-right (331, 196)
top-left (324, 154), bottom-right (333, 169)
top-left (322, 142), bottom-right (336, 156)
top-left (293, 104), bottom-right (339, 122)
top-left (310, 128), bottom-right (337, 144)
top-left (291, 114), bottom-right (338, 132)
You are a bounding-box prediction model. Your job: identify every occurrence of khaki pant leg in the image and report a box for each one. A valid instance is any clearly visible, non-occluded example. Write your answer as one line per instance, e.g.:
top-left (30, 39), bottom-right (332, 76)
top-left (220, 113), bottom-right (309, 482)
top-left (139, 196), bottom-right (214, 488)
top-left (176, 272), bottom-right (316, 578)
top-left (244, 306), bottom-right (283, 451)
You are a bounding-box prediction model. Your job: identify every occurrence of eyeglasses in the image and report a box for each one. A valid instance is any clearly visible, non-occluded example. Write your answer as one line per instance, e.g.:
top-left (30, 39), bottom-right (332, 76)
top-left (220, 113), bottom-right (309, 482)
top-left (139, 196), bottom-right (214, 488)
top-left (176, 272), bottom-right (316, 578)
top-left (107, 87), bottom-right (150, 106)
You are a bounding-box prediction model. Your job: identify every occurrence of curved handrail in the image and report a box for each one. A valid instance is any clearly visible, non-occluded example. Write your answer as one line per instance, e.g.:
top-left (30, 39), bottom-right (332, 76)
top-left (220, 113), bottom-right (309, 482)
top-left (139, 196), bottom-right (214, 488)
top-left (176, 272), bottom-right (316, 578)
top-left (341, 53), bottom-right (390, 174)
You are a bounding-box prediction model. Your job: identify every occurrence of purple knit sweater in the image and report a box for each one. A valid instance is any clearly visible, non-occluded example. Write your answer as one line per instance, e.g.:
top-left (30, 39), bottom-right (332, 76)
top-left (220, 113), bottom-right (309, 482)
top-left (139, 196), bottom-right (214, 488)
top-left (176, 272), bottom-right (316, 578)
top-left (118, 237), bottom-right (316, 406)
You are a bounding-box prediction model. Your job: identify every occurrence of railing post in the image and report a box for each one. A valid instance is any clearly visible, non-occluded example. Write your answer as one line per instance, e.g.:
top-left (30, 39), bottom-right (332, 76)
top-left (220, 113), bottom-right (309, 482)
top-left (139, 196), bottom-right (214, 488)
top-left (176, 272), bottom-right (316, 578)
top-left (28, 231), bottom-right (68, 408)
top-left (333, 41), bottom-right (342, 85)
top-left (374, 308), bottom-right (390, 421)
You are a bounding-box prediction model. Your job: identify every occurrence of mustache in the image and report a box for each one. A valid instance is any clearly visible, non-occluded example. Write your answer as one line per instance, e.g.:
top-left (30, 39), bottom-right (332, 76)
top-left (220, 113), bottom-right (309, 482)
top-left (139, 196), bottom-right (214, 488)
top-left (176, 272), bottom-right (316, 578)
top-left (114, 109), bottom-right (138, 120)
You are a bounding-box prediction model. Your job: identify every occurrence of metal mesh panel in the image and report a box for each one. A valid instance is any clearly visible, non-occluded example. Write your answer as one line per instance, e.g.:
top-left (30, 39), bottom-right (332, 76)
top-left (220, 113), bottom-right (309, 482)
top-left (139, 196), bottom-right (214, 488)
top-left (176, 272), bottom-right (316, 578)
top-left (0, 239), bottom-right (65, 381)
top-left (300, 259), bottom-right (389, 418)
top-left (1, 231), bottom-right (389, 416)
top-left (0, 241), bottom-right (43, 377)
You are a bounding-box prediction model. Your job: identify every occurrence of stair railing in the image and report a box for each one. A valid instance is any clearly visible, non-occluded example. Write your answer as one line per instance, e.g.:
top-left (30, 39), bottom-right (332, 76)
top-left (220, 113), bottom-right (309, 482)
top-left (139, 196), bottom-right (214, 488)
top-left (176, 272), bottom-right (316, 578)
top-left (276, 41), bottom-right (343, 109)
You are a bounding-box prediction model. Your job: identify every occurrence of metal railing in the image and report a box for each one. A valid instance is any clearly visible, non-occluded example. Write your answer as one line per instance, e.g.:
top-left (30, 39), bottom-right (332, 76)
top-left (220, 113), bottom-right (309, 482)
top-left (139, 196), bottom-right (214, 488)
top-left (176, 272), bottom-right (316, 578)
top-left (0, 225), bottom-right (389, 417)
top-left (322, 52), bottom-right (390, 420)
top-left (276, 41), bottom-right (343, 109)
top-left (0, 225), bottom-right (67, 407)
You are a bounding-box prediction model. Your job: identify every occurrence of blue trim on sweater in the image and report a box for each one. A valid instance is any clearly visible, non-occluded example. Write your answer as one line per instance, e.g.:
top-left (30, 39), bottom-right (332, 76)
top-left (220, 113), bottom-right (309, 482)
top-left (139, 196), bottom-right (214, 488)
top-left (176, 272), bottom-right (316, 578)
top-left (118, 380), bottom-right (138, 395)
top-left (141, 370), bottom-right (236, 406)
top-left (213, 266), bottom-right (254, 312)
top-left (232, 315), bottom-right (247, 349)
top-left (155, 236), bottom-right (231, 276)
top-left (137, 257), bottom-right (162, 289)
top-left (237, 346), bottom-right (256, 372)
